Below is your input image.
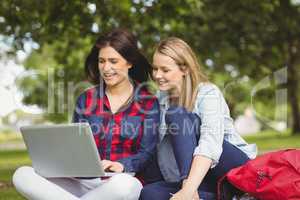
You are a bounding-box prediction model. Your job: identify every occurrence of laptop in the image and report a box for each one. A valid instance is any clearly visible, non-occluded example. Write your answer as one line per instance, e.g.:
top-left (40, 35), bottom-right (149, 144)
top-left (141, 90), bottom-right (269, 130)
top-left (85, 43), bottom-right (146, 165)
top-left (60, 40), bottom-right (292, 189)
top-left (20, 123), bottom-right (131, 178)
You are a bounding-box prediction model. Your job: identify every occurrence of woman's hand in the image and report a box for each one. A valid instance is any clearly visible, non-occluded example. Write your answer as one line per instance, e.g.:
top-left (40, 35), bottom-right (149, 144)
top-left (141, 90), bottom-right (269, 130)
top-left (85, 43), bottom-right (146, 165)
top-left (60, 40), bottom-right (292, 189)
top-left (192, 192), bottom-right (200, 200)
top-left (171, 155), bottom-right (212, 200)
top-left (169, 188), bottom-right (194, 200)
top-left (181, 179), bottom-right (200, 200)
top-left (102, 160), bottom-right (124, 172)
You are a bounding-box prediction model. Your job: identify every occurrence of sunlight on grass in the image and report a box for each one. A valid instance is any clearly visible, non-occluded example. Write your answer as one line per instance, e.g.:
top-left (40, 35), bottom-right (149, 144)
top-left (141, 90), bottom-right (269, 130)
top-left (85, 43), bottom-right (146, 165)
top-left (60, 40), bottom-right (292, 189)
top-left (0, 150), bottom-right (31, 169)
top-left (244, 130), bottom-right (300, 152)
top-left (0, 132), bottom-right (23, 144)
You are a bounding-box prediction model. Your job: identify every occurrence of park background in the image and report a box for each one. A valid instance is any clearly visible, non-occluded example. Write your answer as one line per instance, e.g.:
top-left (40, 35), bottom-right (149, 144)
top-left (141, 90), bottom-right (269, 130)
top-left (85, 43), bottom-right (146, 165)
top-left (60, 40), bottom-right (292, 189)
top-left (0, 0), bottom-right (300, 199)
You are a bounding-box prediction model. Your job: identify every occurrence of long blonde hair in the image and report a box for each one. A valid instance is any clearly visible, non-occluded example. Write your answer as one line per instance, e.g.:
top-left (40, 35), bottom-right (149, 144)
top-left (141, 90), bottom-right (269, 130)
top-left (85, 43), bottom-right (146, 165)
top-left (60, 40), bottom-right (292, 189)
top-left (155, 37), bottom-right (208, 111)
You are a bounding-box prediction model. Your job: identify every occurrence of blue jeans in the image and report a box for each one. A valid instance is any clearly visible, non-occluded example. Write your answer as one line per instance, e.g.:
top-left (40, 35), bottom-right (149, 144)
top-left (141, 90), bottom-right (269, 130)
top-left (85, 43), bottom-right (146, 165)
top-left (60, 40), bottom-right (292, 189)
top-left (140, 107), bottom-right (250, 200)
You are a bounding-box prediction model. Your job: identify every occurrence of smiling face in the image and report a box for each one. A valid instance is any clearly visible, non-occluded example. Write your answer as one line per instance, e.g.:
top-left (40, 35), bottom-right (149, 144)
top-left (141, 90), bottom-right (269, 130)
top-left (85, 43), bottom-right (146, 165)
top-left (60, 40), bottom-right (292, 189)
top-left (152, 52), bottom-right (186, 93)
top-left (98, 46), bottom-right (132, 87)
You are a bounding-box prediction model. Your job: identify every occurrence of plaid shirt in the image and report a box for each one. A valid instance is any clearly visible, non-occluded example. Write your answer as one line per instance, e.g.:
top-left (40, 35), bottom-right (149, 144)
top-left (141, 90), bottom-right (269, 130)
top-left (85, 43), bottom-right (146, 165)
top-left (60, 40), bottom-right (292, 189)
top-left (73, 83), bottom-right (160, 173)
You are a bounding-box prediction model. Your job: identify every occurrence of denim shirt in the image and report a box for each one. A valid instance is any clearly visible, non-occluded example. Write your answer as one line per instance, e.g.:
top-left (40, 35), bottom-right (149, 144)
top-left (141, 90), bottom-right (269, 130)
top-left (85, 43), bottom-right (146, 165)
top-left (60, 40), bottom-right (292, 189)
top-left (156, 83), bottom-right (257, 182)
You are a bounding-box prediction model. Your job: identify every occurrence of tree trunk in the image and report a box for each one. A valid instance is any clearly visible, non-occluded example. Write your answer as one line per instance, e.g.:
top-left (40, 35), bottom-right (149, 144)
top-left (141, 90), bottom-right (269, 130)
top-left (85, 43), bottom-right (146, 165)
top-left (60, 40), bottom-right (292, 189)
top-left (287, 58), bottom-right (300, 135)
top-left (287, 82), bottom-right (300, 134)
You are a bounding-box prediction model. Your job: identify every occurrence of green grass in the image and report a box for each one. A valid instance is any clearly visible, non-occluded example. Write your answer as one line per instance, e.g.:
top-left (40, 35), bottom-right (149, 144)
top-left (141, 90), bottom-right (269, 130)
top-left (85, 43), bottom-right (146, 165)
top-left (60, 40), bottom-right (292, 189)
top-left (0, 188), bottom-right (26, 200)
top-left (243, 130), bottom-right (300, 153)
top-left (0, 129), bottom-right (299, 199)
top-left (0, 150), bottom-right (30, 200)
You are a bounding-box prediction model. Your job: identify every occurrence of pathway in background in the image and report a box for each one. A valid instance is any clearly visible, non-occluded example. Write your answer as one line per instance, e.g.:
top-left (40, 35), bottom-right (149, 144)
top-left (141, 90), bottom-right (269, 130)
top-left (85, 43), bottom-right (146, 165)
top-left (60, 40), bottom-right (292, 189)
top-left (0, 141), bottom-right (25, 151)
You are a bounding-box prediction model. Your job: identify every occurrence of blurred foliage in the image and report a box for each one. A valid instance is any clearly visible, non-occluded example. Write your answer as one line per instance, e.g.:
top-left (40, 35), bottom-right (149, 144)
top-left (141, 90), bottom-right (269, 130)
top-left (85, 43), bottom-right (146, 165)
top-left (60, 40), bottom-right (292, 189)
top-left (0, 0), bottom-right (299, 133)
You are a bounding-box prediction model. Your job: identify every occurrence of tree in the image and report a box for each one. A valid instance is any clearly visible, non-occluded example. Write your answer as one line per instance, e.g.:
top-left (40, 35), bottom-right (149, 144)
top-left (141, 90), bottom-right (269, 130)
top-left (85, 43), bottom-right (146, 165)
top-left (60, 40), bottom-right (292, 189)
top-left (0, 0), bottom-right (198, 122)
top-left (1, 0), bottom-right (299, 134)
top-left (197, 0), bottom-right (300, 134)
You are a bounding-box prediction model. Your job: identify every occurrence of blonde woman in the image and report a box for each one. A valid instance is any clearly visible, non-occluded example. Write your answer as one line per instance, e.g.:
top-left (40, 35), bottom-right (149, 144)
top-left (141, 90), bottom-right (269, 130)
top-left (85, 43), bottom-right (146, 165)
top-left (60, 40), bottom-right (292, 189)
top-left (139, 37), bottom-right (257, 200)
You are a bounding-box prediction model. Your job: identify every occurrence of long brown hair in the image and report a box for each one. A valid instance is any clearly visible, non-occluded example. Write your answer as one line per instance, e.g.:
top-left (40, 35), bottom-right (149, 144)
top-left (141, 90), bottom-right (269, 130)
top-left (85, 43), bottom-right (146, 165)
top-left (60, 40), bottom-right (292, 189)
top-left (155, 37), bottom-right (208, 111)
top-left (85, 28), bottom-right (152, 85)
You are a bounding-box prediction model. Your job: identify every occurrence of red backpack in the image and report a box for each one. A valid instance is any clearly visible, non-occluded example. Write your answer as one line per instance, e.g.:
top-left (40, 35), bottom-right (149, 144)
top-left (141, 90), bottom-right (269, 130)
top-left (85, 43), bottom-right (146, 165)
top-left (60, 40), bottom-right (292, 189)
top-left (224, 149), bottom-right (300, 200)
